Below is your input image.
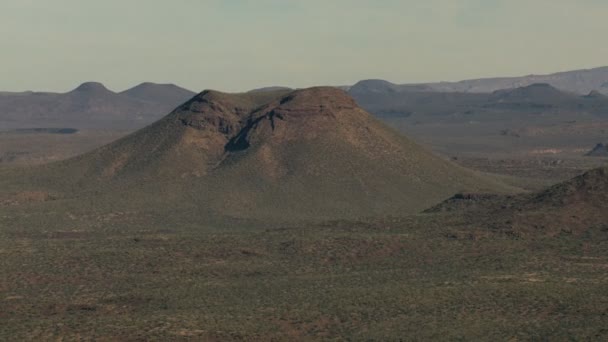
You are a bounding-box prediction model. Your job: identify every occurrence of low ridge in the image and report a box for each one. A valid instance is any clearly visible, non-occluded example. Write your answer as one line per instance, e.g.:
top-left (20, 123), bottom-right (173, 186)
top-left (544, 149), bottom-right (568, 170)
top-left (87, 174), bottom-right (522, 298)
top-left (503, 166), bottom-right (608, 236)
top-left (489, 83), bottom-right (574, 102)
top-left (429, 166), bottom-right (608, 237)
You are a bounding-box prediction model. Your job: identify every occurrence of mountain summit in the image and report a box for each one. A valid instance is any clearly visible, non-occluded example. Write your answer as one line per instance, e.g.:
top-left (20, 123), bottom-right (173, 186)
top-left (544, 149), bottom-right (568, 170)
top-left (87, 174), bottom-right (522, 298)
top-left (71, 82), bottom-right (113, 94)
top-left (120, 82), bottom-right (195, 107)
top-left (13, 87), bottom-right (512, 220)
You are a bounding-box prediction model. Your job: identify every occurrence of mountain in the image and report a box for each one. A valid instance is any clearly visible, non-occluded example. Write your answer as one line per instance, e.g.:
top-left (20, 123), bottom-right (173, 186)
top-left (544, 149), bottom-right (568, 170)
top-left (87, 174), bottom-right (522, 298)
top-left (2, 87), bottom-right (514, 220)
top-left (418, 66), bottom-right (608, 94)
top-left (0, 82), bottom-right (195, 130)
top-left (119, 82), bottom-right (195, 107)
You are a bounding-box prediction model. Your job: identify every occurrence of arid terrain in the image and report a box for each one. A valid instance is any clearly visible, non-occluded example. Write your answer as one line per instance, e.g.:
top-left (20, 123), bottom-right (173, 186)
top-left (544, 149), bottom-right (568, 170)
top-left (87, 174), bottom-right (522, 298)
top-left (1, 83), bottom-right (608, 339)
top-left (4, 0), bottom-right (608, 338)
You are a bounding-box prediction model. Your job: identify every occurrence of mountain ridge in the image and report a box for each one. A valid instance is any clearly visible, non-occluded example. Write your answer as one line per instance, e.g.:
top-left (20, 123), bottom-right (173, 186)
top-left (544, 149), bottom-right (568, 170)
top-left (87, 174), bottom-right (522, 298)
top-left (0, 82), bottom-right (196, 130)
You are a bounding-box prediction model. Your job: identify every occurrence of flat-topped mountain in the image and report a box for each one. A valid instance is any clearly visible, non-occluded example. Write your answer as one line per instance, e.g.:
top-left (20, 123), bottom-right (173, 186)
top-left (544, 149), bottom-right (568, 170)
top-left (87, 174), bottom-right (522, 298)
top-left (3, 87), bottom-right (513, 220)
top-left (71, 82), bottom-right (113, 94)
top-left (120, 82), bottom-right (195, 107)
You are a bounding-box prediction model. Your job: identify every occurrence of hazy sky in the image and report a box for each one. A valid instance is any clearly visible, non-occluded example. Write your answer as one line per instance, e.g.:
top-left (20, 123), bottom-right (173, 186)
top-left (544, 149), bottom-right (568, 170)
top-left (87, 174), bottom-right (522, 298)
top-left (2, 0), bottom-right (607, 92)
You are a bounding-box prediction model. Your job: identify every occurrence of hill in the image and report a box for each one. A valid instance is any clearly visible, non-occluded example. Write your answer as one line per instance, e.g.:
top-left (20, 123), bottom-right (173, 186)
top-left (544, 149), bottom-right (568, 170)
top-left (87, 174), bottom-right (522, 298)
top-left (429, 165), bottom-right (608, 237)
top-left (586, 143), bottom-right (608, 157)
top-left (1, 87), bottom-right (514, 220)
top-left (119, 82), bottom-right (195, 108)
top-left (500, 166), bottom-right (608, 236)
top-left (349, 79), bottom-right (434, 94)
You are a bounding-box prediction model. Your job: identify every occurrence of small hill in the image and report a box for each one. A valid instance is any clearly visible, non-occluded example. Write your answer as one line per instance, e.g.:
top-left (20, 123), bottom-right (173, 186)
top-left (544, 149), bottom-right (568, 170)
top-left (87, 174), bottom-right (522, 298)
top-left (6, 87), bottom-right (514, 221)
top-left (508, 166), bottom-right (608, 235)
top-left (586, 143), bottom-right (608, 157)
top-left (490, 83), bottom-right (571, 101)
top-left (430, 166), bottom-right (608, 237)
top-left (120, 82), bottom-right (195, 108)
top-left (583, 90), bottom-right (607, 99)
top-left (484, 83), bottom-right (580, 111)
top-left (349, 80), bottom-right (401, 94)
top-left (525, 166), bottom-right (608, 208)
top-left (71, 81), bottom-right (114, 94)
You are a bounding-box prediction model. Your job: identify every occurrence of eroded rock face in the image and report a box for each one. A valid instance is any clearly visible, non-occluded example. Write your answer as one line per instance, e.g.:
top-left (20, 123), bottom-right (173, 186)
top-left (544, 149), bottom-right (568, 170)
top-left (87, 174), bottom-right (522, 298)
top-left (171, 87), bottom-right (360, 152)
top-left (221, 88), bottom-right (359, 153)
top-left (175, 94), bottom-right (246, 135)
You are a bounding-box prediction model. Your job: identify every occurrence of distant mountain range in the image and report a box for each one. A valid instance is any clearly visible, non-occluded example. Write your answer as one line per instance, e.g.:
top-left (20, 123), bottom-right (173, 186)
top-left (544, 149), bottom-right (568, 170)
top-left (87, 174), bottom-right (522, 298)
top-left (348, 81), bottom-right (608, 157)
top-left (0, 82), bottom-right (195, 130)
top-left (347, 66), bottom-right (608, 95)
top-left (349, 82), bottom-right (608, 122)
top-left (2, 65), bottom-right (608, 139)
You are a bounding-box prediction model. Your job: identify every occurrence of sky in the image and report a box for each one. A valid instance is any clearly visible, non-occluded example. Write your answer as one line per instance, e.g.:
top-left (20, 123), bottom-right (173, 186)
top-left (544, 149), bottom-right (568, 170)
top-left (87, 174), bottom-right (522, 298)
top-left (1, 0), bottom-right (607, 93)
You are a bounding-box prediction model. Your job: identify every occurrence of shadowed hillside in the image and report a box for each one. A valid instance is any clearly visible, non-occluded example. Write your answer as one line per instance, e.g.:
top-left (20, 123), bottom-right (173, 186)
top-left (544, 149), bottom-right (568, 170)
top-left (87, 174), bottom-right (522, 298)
top-left (428, 165), bottom-right (608, 237)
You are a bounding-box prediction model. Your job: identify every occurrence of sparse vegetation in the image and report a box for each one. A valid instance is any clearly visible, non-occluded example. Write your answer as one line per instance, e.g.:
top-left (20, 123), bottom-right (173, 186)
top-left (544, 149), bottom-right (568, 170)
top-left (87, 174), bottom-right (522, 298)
top-left (1, 204), bottom-right (606, 340)
top-left (1, 87), bottom-right (607, 340)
